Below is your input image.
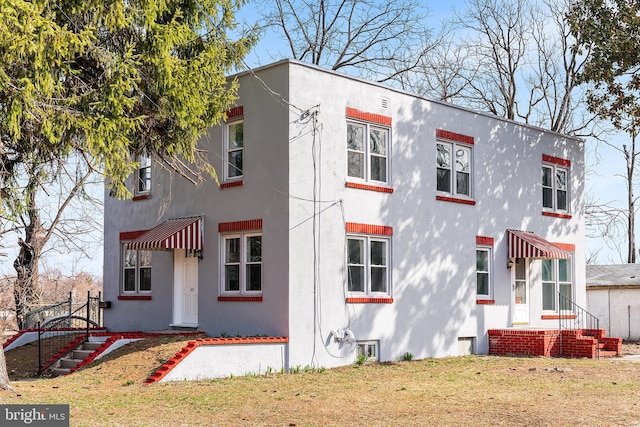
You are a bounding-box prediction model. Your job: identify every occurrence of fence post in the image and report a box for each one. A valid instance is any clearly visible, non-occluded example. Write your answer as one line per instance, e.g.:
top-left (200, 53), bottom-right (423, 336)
top-left (98, 291), bottom-right (102, 327)
top-left (37, 322), bottom-right (42, 375)
top-left (86, 291), bottom-right (90, 341)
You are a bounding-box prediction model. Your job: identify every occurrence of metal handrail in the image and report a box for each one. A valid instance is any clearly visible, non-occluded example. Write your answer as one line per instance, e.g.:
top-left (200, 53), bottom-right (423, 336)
top-left (557, 292), bottom-right (600, 359)
top-left (37, 291), bottom-right (103, 375)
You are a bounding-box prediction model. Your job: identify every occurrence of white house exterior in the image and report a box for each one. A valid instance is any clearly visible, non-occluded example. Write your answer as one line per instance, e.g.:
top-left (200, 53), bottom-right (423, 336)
top-left (103, 59), bottom-right (586, 371)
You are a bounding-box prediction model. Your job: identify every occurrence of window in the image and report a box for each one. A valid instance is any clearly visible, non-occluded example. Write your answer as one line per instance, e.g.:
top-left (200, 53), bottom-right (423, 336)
top-left (476, 247), bottom-right (491, 298)
top-left (122, 245), bottom-right (151, 293)
top-left (437, 141), bottom-right (471, 197)
top-left (222, 233), bottom-right (262, 294)
top-left (225, 120), bottom-right (244, 179)
top-left (542, 164), bottom-right (568, 212)
top-left (347, 122), bottom-right (389, 184)
top-left (135, 153), bottom-right (151, 195)
top-left (347, 236), bottom-right (390, 295)
top-left (542, 258), bottom-right (573, 312)
top-left (356, 341), bottom-right (379, 362)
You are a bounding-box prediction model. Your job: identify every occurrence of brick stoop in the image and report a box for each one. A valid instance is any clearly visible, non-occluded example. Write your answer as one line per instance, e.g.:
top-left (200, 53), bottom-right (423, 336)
top-left (488, 328), bottom-right (622, 359)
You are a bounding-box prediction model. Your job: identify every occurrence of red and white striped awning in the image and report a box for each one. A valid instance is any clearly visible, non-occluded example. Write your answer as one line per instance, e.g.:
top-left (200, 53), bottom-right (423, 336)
top-left (128, 217), bottom-right (203, 251)
top-left (507, 229), bottom-right (571, 259)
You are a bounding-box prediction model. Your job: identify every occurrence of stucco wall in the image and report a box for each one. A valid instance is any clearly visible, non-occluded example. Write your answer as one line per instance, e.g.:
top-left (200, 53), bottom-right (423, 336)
top-left (284, 61), bottom-right (585, 368)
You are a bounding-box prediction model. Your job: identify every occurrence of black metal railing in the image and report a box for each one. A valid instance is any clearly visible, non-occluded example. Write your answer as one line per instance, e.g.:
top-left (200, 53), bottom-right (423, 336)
top-left (37, 291), bottom-right (103, 375)
top-left (557, 292), bottom-right (600, 359)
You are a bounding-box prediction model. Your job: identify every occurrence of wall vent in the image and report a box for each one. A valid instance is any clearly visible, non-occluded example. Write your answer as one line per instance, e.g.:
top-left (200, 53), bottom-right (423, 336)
top-left (381, 97), bottom-right (389, 109)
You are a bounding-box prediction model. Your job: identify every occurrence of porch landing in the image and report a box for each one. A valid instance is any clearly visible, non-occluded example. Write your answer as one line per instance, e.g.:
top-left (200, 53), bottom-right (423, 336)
top-left (488, 328), bottom-right (622, 359)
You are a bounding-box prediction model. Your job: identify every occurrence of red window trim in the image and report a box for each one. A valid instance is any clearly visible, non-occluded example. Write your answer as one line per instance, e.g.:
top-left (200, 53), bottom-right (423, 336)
top-left (542, 211), bottom-right (572, 219)
top-left (345, 107), bottom-right (392, 126)
top-left (218, 296), bottom-right (263, 302)
top-left (346, 222), bottom-right (393, 236)
top-left (436, 195), bottom-right (476, 206)
top-left (218, 219), bottom-right (262, 233)
top-left (476, 236), bottom-right (494, 246)
top-left (119, 230), bottom-right (150, 241)
top-left (225, 106), bottom-right (244, 120)
top-left (346, 297), bottom-right (394, 304)
top-left (118, 295), bottom-right (152, 301)
top-left (132, 194), bottom-right (150, 201)
top-left (345, 182), bottom-right (394, 193)
top-left (541, 314), bottom-right (577, 320)
top-left (542, 154), bottom-right (571, 167)
top-left (476, 299), bottom-right (495, 305)
top-left (436, 129), bottom-right (475, 145)
top-left (220, 180), bottom-right (244, 189)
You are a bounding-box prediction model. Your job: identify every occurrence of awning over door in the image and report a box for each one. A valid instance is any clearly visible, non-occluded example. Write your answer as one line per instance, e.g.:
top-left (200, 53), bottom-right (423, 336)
top-left (128, 216), bottom-right (203, 251)
top-left (507, 229), bottom-right (571, 259)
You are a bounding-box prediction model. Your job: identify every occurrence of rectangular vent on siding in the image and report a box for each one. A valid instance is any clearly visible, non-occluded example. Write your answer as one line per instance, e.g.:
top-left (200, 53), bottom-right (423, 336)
top-left (381, 97), bottom-right (389, 109)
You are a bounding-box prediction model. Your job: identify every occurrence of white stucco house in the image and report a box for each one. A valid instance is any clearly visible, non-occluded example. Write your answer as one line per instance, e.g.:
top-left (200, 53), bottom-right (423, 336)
top-left (103, 59), bottom-right (595, 373)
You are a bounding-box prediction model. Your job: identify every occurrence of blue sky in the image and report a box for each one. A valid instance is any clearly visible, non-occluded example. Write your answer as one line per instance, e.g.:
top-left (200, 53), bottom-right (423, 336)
top-left (0, 1), bottom-right (629, 280)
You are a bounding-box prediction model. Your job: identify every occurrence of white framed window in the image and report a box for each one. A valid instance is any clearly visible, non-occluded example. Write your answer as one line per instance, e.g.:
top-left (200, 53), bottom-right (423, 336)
top-left (356, 341), bottom-right (379, 362)
top-left (347, 121), bottom-right (389, 184)
top-left (225, 120), bottom-right (244, 180)
top-left (542, 164), bottom-right (568, 212)
top-left (347, 236), bottom-right (390, 295)
top-left (135, 153), bottom-right (151, 195)
top-left (437, 141), bottom-right (472, 197)
top-left (542, 257), bottom-right (573, 312)
top-left (221, 232), bottom-right (262, 294)
top-left (122, 245), bottom-right (152, 293)
top-left (476, 247), bottom-right (492, 298)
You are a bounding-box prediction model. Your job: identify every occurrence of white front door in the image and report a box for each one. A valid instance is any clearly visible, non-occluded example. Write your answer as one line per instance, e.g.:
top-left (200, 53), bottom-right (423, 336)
top-left (173, 249), bottom-right (199, 326)
top-left (512, 258), bottom-right (529, 324)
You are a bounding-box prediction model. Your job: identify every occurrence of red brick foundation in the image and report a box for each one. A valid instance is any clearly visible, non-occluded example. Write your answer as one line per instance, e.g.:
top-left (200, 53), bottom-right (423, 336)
top-left (488, 329), bottom-right (622, 359)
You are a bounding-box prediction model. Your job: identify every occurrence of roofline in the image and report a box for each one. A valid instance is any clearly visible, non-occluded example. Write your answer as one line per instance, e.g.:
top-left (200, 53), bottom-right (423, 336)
top-left (229, 59), bottom-right (584, 144)
top-left (587, 285), bottom-right (640, 290)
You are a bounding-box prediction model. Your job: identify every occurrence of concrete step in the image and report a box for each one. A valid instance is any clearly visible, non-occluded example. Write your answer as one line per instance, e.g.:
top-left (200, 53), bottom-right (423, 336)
top-left (72, 349), bottom-right (93, 359)
top-left (83, 341), bottom-right (103, 351)
top-left (50, 367), bottom-right (71, 377)
top-left (59, 357), bottom-right (82, 369)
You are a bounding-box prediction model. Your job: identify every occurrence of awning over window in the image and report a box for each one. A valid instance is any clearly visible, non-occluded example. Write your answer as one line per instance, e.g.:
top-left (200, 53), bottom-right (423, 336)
top-left (507, 229), bottom-right (571, 259)
top-left (128, 216), bottom-right (203, 251)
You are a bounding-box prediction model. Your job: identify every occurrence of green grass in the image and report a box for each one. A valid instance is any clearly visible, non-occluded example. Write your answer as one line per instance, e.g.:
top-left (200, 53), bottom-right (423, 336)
top-left (2, 338), bottom-right (640, 426)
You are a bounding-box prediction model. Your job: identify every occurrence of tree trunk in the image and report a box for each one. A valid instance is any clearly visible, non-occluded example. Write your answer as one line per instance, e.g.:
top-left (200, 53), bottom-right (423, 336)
top-left (12, 192), bottom-right (43, 329)
top-left (626, 137), bottom-right (637, 263)
top-left (0, 348), bottom-right (15, 392)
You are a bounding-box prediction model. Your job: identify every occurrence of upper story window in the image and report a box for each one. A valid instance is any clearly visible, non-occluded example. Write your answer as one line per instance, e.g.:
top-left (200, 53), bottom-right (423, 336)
top-left (542, 154), bottom-right (570, 214)
top-left (436, 129), bottom-right (474, 200)
top-left (437, 142), bottom-right (471, 197)
top-left (345, 107), bottom-right (392, 186)
top-left (347, 122), bottom-right (389, 183)
top-left (135, 153), bottom-right (151, 195)
top-left (122, 245), bottom-right (152, 294)
top-left (542, 164), bottom-right (568, 211)
top-left (225, 120), bottom-right (244, 180)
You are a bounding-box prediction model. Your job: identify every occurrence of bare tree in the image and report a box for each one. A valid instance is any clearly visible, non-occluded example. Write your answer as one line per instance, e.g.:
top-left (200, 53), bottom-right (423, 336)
top-left (0, 153), bottom-right (102, 329)
top-left (258, 0), bottom-right (443, 83)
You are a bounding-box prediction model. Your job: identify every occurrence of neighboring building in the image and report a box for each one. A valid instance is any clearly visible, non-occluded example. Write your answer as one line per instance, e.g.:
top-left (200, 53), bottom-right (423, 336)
top-left (587, 264), bottom-right (640, 341)
top-left (103, 59), bottom-right (587, 372)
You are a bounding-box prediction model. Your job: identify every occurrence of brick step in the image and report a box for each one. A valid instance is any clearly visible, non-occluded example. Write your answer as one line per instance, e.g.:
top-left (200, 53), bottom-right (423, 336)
top-left (598, 350), bottom-right (618, 358)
